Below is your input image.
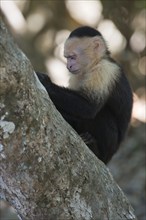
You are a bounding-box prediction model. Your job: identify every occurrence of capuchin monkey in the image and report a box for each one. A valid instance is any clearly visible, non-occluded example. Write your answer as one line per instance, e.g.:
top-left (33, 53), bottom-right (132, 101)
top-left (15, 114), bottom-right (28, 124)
top-left (36, 26), bottom-right (133, 164)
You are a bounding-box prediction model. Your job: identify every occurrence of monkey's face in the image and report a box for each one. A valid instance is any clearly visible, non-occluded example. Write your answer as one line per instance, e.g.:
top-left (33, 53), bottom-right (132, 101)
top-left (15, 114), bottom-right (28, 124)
top-left (64, 38), bottom-right (91, 74)
top-left (65, 54), bottom-right (79, 74)
top-left (64, 36), bottom-right (106, 75)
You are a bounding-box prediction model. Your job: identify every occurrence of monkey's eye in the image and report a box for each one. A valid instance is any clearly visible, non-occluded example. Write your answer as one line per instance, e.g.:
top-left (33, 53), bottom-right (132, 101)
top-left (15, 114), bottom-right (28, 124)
top-left (69, 55), bottom-right (76, 60)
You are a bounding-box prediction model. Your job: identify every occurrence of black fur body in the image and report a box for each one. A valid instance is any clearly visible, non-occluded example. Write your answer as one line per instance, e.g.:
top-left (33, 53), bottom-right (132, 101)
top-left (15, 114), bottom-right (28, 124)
top-left (37, 69), bottom-right (132, 163)
top-left (36, 26), bottom-right (133, 164)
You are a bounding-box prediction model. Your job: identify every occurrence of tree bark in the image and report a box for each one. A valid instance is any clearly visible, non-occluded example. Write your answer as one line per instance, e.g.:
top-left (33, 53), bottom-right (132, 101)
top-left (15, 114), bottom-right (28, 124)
top-left (0, 21), bottom-right (137, 220)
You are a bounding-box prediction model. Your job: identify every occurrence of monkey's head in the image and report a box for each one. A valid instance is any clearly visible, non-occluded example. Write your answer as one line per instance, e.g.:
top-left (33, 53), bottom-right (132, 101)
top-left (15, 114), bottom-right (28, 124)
top-left (64, 26), bottom-right (109, 74)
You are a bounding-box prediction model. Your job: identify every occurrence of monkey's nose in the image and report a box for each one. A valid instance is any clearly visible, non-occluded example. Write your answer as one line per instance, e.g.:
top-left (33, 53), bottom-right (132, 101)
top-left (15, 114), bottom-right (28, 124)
top-left (67, 64), bottom-right (72, 70)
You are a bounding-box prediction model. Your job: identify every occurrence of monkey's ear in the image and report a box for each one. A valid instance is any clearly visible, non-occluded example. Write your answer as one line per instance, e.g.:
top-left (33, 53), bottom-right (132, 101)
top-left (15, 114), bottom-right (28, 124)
top-left (92, 36), bottom-right (100, 49)
top-left (92, 36), bottom-right (106, 55)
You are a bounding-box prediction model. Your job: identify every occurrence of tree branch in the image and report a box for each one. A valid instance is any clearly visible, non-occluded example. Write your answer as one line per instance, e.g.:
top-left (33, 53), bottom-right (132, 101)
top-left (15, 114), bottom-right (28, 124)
top-left (0, 21), bottom-right (137, 220)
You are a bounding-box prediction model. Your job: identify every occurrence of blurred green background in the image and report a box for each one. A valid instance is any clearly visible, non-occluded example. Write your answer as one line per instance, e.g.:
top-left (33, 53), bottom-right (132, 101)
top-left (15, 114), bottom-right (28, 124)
top-left (1, 0), bottom-right (145, 219)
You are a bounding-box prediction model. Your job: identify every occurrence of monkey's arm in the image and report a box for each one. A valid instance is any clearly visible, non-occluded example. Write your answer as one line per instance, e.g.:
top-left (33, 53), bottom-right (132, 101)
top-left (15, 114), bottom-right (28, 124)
top-left (36, 72), bottom-right (101, 119)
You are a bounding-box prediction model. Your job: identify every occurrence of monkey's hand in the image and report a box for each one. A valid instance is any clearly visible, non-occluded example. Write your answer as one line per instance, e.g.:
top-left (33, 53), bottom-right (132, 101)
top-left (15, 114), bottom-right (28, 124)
top-left (80, 132), bottom-right (99, 156)
top-left (80, 132), bottom-right (95, 144)
top-left (36, 72), bottom-right (52, 87)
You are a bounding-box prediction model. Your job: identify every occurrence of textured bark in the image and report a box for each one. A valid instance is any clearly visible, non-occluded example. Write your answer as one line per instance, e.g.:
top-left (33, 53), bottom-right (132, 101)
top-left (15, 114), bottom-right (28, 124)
top-left (0, 21), bottom-right (137, 220)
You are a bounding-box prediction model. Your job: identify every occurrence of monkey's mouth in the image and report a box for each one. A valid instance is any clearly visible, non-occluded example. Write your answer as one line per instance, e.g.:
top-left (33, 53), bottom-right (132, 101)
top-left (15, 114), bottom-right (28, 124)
top-left (69, 69), bottom-right (80, 74)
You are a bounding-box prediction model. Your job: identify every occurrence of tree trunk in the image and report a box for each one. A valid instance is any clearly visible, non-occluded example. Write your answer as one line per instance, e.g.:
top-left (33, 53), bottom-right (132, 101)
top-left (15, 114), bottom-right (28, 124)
top-left (0, 21), bottom-right (137, 220)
